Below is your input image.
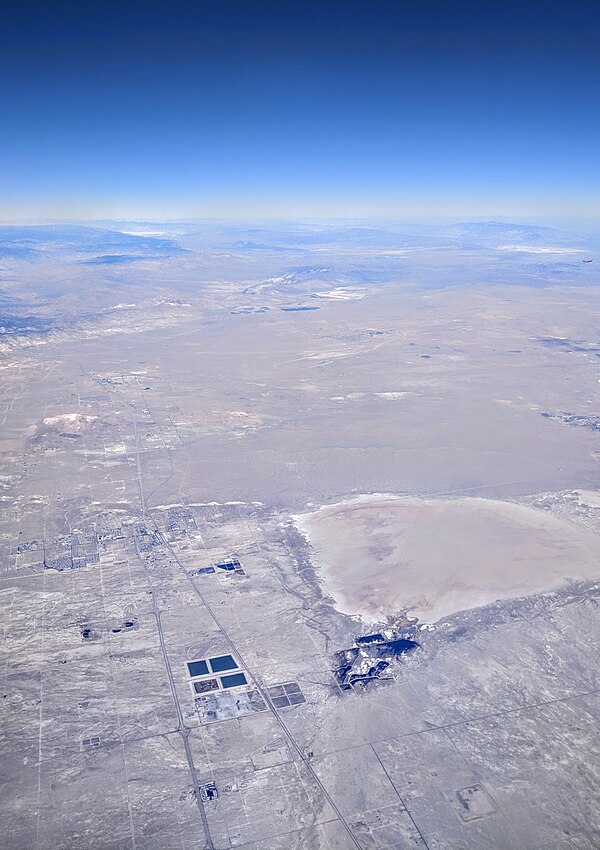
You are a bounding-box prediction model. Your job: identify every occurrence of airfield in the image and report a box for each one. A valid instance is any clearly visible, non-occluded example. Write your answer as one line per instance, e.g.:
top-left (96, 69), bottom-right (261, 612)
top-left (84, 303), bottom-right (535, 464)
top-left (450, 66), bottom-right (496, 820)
top-left (1, 221), bottom-right (600, 848)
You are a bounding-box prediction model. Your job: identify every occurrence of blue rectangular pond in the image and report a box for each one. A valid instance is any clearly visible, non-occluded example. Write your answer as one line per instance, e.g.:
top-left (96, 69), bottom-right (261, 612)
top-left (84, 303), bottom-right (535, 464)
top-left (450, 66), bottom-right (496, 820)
top-left (220, 672), bottom-right (247, 689)
top-left (209, 654), bottom-right (238, 673)
top-left (187, 660), bottom-right (209, 677)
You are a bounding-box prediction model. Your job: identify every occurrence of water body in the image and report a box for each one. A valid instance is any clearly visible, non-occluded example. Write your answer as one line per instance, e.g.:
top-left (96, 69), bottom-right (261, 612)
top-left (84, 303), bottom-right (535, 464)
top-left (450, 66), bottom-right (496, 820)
top-left (187, 660), bottom-right (209, 677)
top-left (209, 654), bottom-right (237, 673)
top-left (220, 672), bottom-right (247, 688)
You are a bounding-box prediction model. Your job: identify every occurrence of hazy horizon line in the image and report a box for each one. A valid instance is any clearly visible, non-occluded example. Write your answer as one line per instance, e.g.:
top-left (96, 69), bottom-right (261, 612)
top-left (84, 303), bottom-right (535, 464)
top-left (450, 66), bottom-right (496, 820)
top-left (2, 213), bottom-right (599, 229)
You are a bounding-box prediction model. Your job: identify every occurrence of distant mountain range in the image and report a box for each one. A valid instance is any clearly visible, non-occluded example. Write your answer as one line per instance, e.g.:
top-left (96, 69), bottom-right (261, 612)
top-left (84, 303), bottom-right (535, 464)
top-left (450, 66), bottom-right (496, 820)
top-left (0, 219), bottom-right (595, 271)
top-left (0, 224), bottom-right (189, 262)
top-left (184, 219), bottom-right (596, 252)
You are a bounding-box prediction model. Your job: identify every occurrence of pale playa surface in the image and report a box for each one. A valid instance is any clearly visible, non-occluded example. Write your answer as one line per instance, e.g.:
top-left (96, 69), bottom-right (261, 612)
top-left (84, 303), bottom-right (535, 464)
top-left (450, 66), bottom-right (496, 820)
top-left (295, 495), bottom-right (600, 623)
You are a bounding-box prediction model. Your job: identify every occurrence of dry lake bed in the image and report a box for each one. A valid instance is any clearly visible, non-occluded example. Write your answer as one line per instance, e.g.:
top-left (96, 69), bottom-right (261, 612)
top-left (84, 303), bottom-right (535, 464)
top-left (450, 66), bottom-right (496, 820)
top-left (294, 493), bottom-right (600, 623)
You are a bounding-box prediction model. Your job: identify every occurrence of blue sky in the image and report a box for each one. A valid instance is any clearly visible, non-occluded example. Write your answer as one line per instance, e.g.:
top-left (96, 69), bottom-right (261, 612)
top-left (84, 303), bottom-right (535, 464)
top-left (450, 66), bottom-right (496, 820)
top-left (2, 0), bottom-right (599, 221)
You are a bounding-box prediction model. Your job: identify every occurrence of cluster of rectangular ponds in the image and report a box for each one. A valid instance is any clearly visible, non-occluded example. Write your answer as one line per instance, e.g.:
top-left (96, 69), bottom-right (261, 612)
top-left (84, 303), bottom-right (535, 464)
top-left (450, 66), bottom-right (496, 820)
top-left (189, 558), bottom-right (245, 578)
top-left (187, 654), bottom-right (248, 693)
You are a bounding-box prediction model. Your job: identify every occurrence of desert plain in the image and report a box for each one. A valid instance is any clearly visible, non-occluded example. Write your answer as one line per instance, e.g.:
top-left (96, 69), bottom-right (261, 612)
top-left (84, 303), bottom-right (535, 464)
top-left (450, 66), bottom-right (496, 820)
top-left (1, 220), bottom-right (600, 849)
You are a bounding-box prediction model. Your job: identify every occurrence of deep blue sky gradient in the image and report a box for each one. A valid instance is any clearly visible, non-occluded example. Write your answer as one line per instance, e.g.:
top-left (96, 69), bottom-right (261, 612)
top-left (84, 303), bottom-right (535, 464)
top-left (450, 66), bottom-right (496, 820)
top-left (2, 0), bottom-right (600, 220)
